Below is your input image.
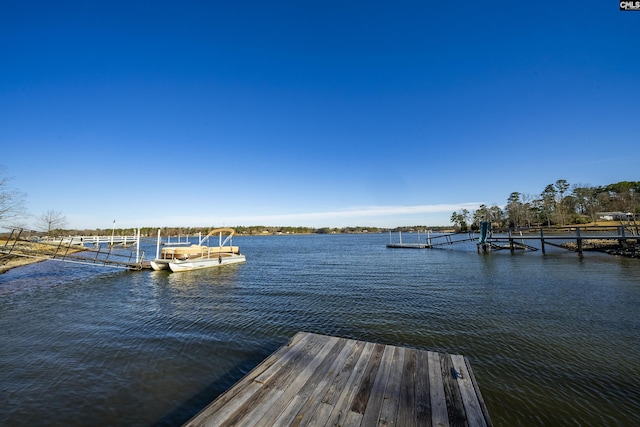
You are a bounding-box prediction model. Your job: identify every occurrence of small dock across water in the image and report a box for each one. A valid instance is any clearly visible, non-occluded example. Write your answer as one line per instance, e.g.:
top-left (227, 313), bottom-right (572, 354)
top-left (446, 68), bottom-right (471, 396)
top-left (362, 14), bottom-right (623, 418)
top-left (387, 226), bottom-right (639, 257)
top-left (185, 332), bottom-right (492, 427)
top-left (386, 231), bottom-right (476, 249)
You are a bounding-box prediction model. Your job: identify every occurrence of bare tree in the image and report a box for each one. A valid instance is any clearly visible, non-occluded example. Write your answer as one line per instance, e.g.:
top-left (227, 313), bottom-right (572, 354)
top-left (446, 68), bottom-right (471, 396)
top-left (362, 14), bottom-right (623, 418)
top-left (521, 193), bottom-right (535, 227)
top-left (36, 209), bottom-right (68, 235)
top-left (506, 192), bottom-right (523, 227)
top-left (0, 167), bottom-right (27, 226)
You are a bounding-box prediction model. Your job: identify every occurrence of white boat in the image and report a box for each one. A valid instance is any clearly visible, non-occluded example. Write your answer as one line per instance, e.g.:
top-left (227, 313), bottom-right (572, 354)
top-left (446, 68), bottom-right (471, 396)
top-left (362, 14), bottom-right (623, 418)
top-left (150, 228), bottom-right (246, 272)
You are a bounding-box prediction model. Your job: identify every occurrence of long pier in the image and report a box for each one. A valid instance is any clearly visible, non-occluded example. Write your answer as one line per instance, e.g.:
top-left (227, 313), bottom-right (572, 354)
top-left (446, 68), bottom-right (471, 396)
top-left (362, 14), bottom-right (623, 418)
top-left (480, 226), bottom-right (638, 257)
top-left (185, 332), bottom-right (492, 427)
top-left (1, 228), bottom-right (145, 270)
top-left (387, 226), bottom-right (639, 257)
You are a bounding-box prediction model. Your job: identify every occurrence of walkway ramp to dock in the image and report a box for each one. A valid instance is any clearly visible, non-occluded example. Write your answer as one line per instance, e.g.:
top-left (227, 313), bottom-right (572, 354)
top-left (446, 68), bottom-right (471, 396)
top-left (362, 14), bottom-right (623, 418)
top-left (185, 332), bottom-right (492, 427)
top-left (387, 231), bottom-right (478, 249)
top-left (1, 227), bottom-right (144, 270)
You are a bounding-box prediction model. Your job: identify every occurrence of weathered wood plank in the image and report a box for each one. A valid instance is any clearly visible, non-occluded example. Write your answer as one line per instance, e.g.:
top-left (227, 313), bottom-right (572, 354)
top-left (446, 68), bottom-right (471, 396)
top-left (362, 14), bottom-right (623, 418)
top-left (415, 349), bottom-right (431, 427)
top-left (298, 401), bottom-right (333, 427)
top-left (360, 344), bottom-right (395, 426)
top-left (184, 332), bottom-right (492, 427)
top-left (272, 394), bottom-right (309, 427)
top-left (451, 355), bottom-right (488, 427)
top-left (222, 388), bottom-right (284, 427)
top-left (253, 336), bottom-right (341, 426)
top-left (379, 346), bottom-right (405, 426)
top-left (450, 356), bottom-right (482, 427)
top-left (286, 339), bottom-right (359, 426)
top-left (440, 353), bottom-right (467, 427)
top-left (397, 348), bottom-right (417, 427)
top-left (190, 333), bottom-right (316, 427)
top-left (185, 381), bottom-right (264, 427)
top-left (217, 334), bottom-right (331, 427)
top-left (350, 342), bottom-right (386, 414)
top-left (429, 351), bottom-right (449, 427)
top-left (253, 332), bottom-right (316, 385)
top-left (215, 384), bottom-right (268, 427)
top-left (342, 410), bottom-right (364, 427)
top-left (262, 333), bottom-right (328, 389)
top-left (321, 341), bottom-right (376, 427)
top-left (463, 357), bottom-right (493, 427)
top-left (296, 337), bottom-right (352, 399)
top-left (321, 339), bottom-right (367, 406)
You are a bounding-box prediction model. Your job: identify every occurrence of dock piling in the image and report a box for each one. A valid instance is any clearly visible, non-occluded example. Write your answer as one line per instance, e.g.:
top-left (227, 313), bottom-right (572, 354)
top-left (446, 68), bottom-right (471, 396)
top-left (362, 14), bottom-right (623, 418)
top-left (576, 227), bottom-right (583, 258)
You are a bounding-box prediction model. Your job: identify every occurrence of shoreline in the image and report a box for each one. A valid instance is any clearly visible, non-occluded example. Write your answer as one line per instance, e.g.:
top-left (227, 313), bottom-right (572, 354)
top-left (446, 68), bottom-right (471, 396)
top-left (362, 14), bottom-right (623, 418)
top-left (0, 255), bottom-right (47, 274)
top-left (562, 239), bottom-right (639, 258)
top-left (2, 234), bottom-right (638, 275)
top-left (0, 241), bottom-right (85, 274)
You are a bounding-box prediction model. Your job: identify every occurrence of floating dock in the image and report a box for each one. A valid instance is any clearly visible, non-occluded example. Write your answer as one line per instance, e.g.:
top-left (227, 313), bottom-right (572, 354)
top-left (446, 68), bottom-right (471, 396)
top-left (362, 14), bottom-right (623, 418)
top-left (185, 332), bottom-right (492, 427)
top-left (386, 243), bottom-right (432, 249)
top-left (385, 230), bottom-right (466, 249)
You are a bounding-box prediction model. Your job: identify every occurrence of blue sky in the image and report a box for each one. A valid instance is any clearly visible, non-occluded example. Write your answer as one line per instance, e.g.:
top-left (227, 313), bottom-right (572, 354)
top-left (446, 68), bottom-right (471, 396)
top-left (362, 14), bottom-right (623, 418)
top-left (1, 1), bottom-right (638, 230)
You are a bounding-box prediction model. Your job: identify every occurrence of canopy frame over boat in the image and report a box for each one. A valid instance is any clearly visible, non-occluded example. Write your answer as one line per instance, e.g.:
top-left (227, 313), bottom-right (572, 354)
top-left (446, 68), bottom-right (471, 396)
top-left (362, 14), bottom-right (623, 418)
top-left (150, 228), bottom-right (245, 272)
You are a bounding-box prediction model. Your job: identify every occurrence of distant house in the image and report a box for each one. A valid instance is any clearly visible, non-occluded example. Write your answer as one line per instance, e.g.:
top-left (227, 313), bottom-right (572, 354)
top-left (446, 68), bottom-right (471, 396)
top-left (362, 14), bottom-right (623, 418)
top-left (596, 212), bottom-right (634, 221)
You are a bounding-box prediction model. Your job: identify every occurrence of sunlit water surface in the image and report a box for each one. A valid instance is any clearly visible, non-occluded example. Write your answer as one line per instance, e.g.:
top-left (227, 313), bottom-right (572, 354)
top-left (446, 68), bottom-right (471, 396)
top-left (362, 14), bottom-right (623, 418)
top-left (1, 234), bottom-right (639, 426)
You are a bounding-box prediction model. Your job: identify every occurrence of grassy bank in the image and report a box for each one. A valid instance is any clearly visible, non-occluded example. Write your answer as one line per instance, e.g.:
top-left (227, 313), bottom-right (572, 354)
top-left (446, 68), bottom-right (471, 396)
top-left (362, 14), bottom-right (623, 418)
top-left (0, 241), bottom-right (83, 274)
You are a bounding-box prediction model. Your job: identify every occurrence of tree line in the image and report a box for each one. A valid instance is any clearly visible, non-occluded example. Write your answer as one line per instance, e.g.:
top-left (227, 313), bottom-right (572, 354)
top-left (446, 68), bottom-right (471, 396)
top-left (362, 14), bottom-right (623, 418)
top-left (451, 180), bottom-right (640, 231)
top-left (2, 167), bottom-right (637, 235)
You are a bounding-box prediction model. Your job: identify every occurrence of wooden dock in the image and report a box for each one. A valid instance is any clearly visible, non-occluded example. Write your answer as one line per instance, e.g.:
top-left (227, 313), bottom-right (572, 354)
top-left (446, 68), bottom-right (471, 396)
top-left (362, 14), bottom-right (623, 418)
top-left (184, 332), bottom-right (492, 427)
top-left (387, 226), bottom-right (639, 257)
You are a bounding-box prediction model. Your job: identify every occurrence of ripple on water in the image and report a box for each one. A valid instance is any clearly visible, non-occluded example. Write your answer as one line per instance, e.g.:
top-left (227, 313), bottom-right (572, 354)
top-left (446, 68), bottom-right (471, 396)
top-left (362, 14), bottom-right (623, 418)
top-left (2, 234), bottom-right (640, 426)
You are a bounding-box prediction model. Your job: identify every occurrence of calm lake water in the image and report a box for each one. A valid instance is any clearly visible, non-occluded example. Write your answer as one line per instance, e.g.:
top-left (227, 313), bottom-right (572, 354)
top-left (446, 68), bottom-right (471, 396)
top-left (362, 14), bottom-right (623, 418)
top-left (1, 233), bottom-right (639, 426)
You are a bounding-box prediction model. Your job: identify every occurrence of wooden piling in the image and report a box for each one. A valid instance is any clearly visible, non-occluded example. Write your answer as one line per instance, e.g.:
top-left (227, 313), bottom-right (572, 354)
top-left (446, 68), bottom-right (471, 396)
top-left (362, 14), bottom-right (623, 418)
top-left (508, 230), bottom-right (514, 253)
top-left (576, 227), bottom-right (583, 258)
